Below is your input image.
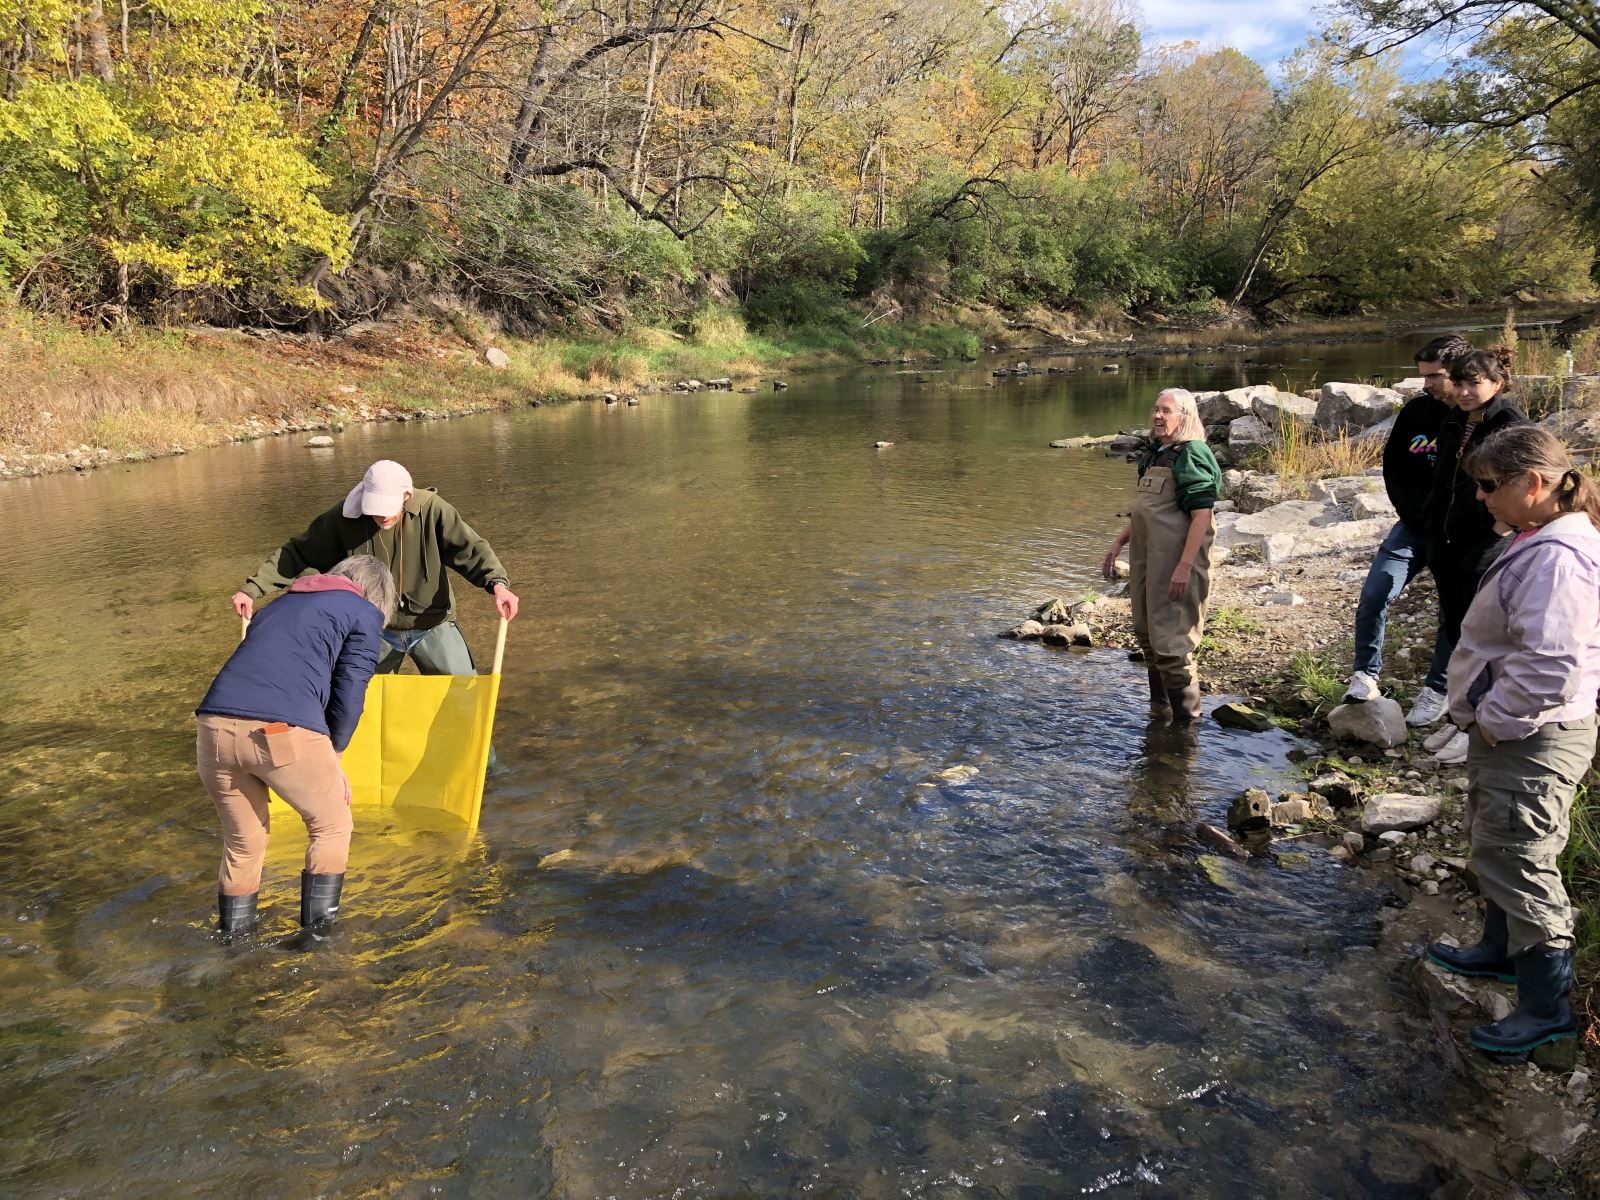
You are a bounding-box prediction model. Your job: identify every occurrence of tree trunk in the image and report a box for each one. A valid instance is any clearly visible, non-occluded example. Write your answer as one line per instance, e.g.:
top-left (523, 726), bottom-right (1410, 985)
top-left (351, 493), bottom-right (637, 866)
top-left (316, 0), bottom-right (388, 156)
top-left (85, 0), bottom-right (114, 83)
top-left (628, 36), bottom-right (663, 199)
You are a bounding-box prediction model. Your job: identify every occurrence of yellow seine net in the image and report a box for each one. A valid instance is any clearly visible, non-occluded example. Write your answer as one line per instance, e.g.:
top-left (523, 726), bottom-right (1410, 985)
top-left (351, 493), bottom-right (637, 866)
top-left (266, 618), bottom-right (505, 834)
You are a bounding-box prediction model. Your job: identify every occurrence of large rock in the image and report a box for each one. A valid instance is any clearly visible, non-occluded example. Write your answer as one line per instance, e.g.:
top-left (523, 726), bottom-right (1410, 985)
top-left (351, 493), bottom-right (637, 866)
top-left (1226, 472), bottom-right (1284, 514)
top-left (1541, 406), bottom-right (1600, 449)
top-left (1225, 500), bottom-right (1390, 566)
top-left (1251, 390), bottom-right (1318, 433)
top-left (1360, 792), bottom-right (1442, 833)
top-left (1228, 414), bottom-right (1273, 453)
top-left (484, 346), bottom-right (511, 369)
top-left (1351, 491), bottom-right (1397, 520)
top-left (1197, 389), bottom-right (1249, 424)
top-left (1355, 414), bottom-right (1396, 443)
top-left (1315, 382), bottom-right (1403, 436)
top-left (1393, 376), bottom-right (1426, 398)
top-left (1274, 516), bottom-right (1391, 565)
top-left (1562, 373), bottom-right (1600, 408)
top-left (1327, 697), bottom-right (1408, 747)
top-left (1041, 622), bottom-right (1093, 647)
top-left (1306, 474), bottom-right (1375, 505)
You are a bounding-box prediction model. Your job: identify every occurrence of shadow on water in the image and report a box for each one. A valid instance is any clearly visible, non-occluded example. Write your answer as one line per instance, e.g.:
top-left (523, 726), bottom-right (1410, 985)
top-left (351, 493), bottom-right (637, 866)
top-left (0, 341), bottom-right (1520, 1196)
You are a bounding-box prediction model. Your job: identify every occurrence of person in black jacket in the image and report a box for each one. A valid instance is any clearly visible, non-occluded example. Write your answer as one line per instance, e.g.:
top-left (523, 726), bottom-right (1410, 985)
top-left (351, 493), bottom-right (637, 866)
top-left (1344, 335), bottom-right (1469, 724)
top-left (196, 555), bottom-right (396, 940)
top-left (1421, 346), bottom-right (1529, 764)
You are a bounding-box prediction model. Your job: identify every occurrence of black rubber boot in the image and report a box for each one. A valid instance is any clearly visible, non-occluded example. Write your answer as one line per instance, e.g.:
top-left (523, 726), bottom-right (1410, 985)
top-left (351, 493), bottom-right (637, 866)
top-left (1166, 683), bottom-right (1202, 724)
top-left (1426, 903), bottom-right (1514, 983)
top-left (299, 871), bottom-right (344, 936)
top-left (1148, 668), bottom-right (1173, 718)
top-left (1470, 946), bottom-right (1580, 1055)
top-left (218, 892), bottom-right (258, 938)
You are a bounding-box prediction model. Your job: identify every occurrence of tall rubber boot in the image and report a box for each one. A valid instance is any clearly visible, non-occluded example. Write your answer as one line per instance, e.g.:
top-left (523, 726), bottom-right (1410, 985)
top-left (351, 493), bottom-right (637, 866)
top-left (1166, 682), bottom-right (1202, 724)
top-left (299, 871), bottom-right (344, 937)
top-left (1426, 902), bottom-right (1514, 982)
top-left (1148, 667), bottom-right (1172, 718)
top-left (1470, 946), bottom-right (1580, 1055)
top-left (218, 892), bottom-right (258, 939)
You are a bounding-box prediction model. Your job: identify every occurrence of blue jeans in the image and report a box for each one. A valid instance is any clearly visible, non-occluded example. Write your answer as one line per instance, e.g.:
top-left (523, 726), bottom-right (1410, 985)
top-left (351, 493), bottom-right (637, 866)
top-left (377, 621), bottom-right (477, 675)
top-left (1353, 522), bottom-right (1451, 691)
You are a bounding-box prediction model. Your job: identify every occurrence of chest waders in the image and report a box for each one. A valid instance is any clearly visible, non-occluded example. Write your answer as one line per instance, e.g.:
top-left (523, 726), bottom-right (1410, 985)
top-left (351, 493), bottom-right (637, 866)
top-left (1129, 458), bottom-right (1212, 721)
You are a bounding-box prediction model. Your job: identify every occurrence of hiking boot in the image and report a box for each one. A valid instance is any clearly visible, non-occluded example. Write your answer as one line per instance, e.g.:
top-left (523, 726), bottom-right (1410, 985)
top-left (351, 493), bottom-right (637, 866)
top-left (1405, 686), bottom-right (1449, 727)
top-left (1427, 903), bottom-right (1513, 982)
top-left (1343, 671), bottom-right (1381, 703)
top-left (1471, 946), bottom-right (1580, 1055)
top-left (218, 892), bottom-right (258, 939)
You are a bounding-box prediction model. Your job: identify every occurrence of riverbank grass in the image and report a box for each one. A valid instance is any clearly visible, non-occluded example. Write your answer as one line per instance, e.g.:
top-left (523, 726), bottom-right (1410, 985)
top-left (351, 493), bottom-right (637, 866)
top-left (0, 302), bottom-right (986, 466)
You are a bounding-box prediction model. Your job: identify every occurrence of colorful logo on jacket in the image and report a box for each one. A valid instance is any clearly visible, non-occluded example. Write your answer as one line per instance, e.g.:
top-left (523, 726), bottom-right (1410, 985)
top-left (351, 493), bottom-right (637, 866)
top-left (1409, 434), bottom-right (1438, 464)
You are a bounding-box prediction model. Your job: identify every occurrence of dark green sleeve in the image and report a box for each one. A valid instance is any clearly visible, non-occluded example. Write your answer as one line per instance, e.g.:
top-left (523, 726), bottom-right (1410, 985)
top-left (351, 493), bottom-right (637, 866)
top-left (241, 504), bottom-right (348, 599)
top-left (433, 497), bottom-right (509, 590)
top-left (1173, 441), bottom-right (1222, 512)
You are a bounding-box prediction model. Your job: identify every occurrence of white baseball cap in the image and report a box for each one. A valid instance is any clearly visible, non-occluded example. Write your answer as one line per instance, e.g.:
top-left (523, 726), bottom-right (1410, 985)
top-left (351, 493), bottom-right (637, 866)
top-left (342, 460), bottom-right (413, 518)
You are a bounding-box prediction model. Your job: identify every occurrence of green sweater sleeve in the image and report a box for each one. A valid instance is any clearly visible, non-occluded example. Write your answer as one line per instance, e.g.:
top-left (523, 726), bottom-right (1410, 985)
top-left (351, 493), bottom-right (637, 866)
top-left (432, 497), bottom-right (509, 590)
top-left (240, 503), bottom-right (347, 599)
top-left (1172, 441), bottom-right (1222, 512)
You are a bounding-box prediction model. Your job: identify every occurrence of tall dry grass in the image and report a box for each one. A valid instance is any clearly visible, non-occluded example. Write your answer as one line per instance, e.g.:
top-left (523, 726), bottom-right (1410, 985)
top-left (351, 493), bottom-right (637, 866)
top-left (1263, 417), bottom-right (1385, 490)
top-left (0, 308), bottom-right (286, 455)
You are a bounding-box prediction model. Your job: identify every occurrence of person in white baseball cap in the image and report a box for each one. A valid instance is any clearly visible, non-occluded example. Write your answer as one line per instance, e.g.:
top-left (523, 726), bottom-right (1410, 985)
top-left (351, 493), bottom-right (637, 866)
top-left (342, 459), bottom-right (414, 520)
top-left (231, 459), bottom-right (519, 677)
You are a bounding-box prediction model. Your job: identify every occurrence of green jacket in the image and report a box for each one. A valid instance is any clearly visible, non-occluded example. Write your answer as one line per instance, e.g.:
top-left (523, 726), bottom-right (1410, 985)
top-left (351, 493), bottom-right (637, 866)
top-left (241, 489), bottom-right (509, 631)
top-left (1136, 438), bottom-right (1222, 513)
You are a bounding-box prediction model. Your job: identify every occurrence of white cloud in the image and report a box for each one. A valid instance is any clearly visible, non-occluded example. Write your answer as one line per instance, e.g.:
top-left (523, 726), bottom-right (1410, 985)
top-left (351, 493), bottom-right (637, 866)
top-left (1139, 0), bottom-right (1319, 69)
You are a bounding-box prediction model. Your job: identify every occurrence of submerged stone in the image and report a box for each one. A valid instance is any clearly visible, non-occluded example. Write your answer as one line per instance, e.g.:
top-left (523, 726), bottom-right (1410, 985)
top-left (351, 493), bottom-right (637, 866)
top-left (1001, 620), bottom-right (1046, 639)
top-left (1197, 822), bottom-right (1251, 859)
top-left (1214, 702), bottom-right (1272, 732)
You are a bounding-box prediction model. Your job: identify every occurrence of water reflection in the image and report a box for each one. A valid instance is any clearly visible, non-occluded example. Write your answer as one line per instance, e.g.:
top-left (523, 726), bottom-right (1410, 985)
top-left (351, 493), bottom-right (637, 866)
top-left (0, 340), bottom-right (1505, 1195)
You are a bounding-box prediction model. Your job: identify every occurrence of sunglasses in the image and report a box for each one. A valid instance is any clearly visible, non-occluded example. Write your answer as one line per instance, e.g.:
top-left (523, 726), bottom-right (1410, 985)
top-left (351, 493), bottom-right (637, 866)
top-left (1475, 477), bottom-right (1501, 494)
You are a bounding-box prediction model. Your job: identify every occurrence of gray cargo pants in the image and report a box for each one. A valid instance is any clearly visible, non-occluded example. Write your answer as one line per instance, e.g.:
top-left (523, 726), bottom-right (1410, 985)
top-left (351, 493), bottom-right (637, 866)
top-left (1466, 716), bottom-right (1597, 957)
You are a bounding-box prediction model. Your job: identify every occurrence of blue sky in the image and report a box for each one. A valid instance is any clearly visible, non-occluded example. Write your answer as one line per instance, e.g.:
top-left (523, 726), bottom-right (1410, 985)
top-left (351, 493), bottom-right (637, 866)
top-left (1142, 0), bottom-right (1322, 70)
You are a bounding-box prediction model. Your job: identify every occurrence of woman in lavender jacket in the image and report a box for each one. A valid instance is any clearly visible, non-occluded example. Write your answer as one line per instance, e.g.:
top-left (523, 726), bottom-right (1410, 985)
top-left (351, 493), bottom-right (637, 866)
top-left (1426, 426), bottom-right (1600, 1055)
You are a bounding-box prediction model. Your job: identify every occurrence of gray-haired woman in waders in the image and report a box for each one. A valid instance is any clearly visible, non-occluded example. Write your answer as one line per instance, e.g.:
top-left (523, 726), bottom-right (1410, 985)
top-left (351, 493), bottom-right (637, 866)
top-left (1102, 389), bottom-right (1223, 722)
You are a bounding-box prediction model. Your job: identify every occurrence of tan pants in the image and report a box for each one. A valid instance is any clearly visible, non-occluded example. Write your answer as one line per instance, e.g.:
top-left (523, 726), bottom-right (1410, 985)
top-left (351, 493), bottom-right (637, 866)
top-left (196, 715), bottom-right (353, 895)
top-left (1466, 717), bottom-right (1597, 956)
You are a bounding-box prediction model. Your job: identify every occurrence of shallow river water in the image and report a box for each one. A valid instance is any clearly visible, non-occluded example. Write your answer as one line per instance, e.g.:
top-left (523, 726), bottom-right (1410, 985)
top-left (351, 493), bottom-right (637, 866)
top-left (0, 335), bottom-right (1515, 1196)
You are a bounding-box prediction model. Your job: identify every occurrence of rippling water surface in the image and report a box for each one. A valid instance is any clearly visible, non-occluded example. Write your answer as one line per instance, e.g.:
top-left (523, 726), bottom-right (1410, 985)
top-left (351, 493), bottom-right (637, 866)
top-left (1, 340), bottom-right (1500, 1196)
